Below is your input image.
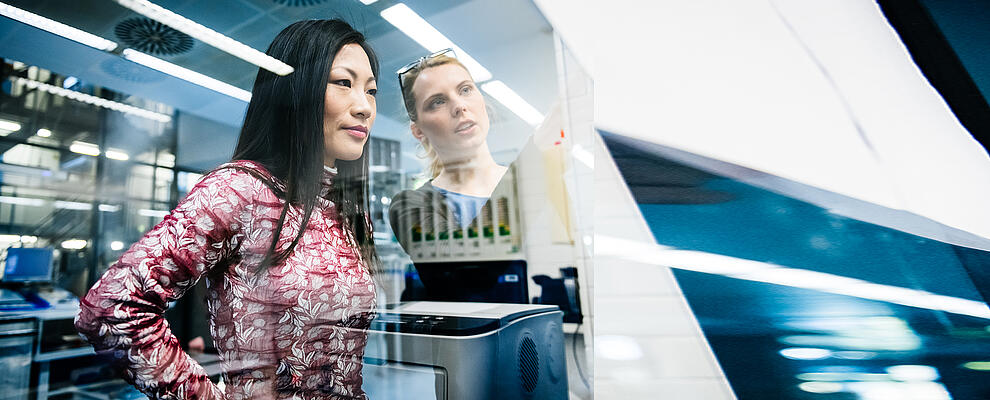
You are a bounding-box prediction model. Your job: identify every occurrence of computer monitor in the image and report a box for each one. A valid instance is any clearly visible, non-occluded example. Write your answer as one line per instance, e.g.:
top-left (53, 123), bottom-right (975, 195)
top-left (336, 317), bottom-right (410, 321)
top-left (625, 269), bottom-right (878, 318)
top-left (404, 259), bottom-right (529, 304)
top-left (3, 247), bottom-right (54, 283)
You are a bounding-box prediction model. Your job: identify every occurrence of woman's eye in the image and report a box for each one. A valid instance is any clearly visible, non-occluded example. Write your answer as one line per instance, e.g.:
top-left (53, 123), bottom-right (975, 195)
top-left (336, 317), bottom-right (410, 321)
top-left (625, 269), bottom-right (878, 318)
top-left (430, 98), bottom-right (445, 107)
top-left (460, 85), bottom-right (473, 95)
top-left (367, 88), bottom-right (377, 97)
top-left (331, 79), bottom-right (352, 88)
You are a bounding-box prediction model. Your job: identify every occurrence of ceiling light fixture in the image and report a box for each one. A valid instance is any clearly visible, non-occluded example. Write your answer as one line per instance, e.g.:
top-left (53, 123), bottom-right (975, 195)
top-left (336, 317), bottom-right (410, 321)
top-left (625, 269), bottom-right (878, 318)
top-left (380, 4), bottom-right (492, 82)
top-left (105, 148), bottom-right (130, 161)
top-left (797, 382), bottom-right (843, 394)
top-left (0, 2), bottom-right (118, 51)
top-left (60, 239), bottom-right (88, 250)
top-left (571, 144), bottom-right (595, 168)
top-left (597, 235), bottom-right (990, 319)
top-left (962, 361), bottom-right (990, 371)
top-left (54, 201), bottom-right (93, 210)
top-left (885, 365), bottom-right (939, 382)
top-left (36, 128), bottom-right (52, 137)
top-left (0, 196), bottom-right (44, 207)
top-left (112, 0), bottom-right (293, 76)
top-left (481, 80), bottom-right (546, 126)
top-left (12, 77), bottom-right (172, 123)
top-left (138, 209), bottom-right (169, 218)
top-left (121, 49), bottom-right (252, 102)
top-left (0, 119), bottom-right (22, 132)
top-left (780, 347), bottom-right (832, 360)
top-left (69, 141), bottom-right (100, 156)
top-left (1, 3), bottom-right (247, 105)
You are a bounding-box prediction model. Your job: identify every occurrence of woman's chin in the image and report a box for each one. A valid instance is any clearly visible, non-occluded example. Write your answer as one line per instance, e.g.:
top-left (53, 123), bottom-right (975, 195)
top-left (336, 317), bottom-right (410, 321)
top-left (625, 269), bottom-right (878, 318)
top-left (326, 151), bottom-right (364, 164)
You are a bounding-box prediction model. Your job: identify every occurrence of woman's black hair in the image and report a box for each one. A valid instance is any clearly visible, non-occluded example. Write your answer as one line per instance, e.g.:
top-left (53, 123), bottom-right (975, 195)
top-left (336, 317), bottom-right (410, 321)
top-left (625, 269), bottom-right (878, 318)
top-left (229, 19), bottom-right (381, 275)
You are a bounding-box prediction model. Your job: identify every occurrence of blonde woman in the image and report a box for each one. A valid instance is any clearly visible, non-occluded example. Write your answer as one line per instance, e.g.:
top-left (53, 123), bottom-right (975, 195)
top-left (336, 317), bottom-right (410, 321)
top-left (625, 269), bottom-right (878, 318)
top-left (388, 50), bottom-right (507, 249)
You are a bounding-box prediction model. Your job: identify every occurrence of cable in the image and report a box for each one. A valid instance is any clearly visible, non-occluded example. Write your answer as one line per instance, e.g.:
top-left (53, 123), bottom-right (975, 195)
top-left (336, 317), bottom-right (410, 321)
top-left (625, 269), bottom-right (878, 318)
top-left (572, 322), bottom-right (590, 390)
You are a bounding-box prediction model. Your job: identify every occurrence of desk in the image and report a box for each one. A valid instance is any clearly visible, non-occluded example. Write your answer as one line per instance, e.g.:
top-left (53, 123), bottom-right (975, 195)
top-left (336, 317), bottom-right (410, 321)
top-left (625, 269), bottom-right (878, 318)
top-left (1, 302), bottom-right (94, 400)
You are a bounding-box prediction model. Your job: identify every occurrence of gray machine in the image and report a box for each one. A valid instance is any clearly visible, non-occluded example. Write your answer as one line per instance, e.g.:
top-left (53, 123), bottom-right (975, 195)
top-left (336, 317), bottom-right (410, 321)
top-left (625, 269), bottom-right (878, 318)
top-left (362, 302), bottom-right (568, 400)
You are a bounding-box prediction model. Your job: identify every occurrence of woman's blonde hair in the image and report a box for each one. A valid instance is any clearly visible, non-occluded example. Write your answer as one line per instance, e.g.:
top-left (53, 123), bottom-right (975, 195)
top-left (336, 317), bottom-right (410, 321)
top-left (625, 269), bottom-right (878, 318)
top-left (400, 54), bottom-right (471, 179)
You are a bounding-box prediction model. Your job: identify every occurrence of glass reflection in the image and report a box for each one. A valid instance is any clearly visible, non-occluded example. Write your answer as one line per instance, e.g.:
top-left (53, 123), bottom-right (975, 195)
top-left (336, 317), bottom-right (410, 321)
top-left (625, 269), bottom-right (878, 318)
top-left (0, 0), bottom-right (583, 398)
top-left (389, 50), bottom-right (512, 259)
top-left (602, 130), bottom-right (990, 400)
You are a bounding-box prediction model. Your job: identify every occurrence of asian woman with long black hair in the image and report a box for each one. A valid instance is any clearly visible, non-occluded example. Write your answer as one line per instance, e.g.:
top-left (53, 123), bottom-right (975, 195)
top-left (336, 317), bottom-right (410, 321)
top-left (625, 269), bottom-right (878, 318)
top-left (76, 19), bottom-right (382, 399)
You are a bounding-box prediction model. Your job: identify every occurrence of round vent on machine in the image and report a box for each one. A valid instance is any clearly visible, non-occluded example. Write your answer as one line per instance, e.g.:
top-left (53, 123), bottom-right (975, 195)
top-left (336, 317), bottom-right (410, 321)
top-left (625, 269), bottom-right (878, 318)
top-left (115, 17), bottom-right (193, 55)
top-left (518, 336), bottom-right (540, 394)
top-left (272, 0), bottom-right (330, 6)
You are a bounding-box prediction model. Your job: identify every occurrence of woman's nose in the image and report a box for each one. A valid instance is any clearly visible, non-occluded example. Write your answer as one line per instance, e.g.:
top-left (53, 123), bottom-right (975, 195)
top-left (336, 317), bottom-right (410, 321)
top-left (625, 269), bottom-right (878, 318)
top-left (450, 98), bottom-right (468, 116)
top-left (351, 91), bottom-right (373, 119)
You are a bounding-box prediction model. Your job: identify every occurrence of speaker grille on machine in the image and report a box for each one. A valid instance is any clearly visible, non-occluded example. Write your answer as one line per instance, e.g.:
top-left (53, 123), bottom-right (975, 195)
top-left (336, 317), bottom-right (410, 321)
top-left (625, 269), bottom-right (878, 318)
top-left (519, 336), bottom-right (540, 393)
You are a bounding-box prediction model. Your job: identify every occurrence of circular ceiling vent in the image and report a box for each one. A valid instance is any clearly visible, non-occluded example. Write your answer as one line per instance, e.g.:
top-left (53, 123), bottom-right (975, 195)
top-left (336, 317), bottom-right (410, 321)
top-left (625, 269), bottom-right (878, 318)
top-left (272, 0), bottom-right (330, 6)
top-left (115, 17), bottom-right (193, 55)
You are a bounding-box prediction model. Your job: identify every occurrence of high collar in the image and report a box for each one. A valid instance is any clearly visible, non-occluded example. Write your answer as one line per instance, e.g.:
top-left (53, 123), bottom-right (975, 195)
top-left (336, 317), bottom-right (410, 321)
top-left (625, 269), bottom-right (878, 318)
top-left (320, 165), bottom-right (337, 198)
top-left (322, 165), bottom-right (338, 184)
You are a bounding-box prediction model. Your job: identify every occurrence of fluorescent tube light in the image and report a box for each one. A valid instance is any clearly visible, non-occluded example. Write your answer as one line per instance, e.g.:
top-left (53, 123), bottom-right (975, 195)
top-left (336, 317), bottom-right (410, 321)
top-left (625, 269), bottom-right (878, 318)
top-left (99, 204), bottom-right (121, 212)
top-left (447, 47), bottom-right (490, 81)
top-left (105, 148), bottom-right (130, 161)
top-left (0, 196), bottom-right (44, 206)
top-left (597, 235), bottom-right (990, 319)
top-left (110, 241), bottom-right (125, 251)
top-left (36, 128), bottom-right (52, 137)
top-left (798, 382), bottom-right (843, 394)
top-left (481, 80), bottom-right (545, 126)
top-left (70, 141), bottom-right (100, 156)
top-left (380, 4), bottom-right (492, 82)
top-left (779, 347), bottom-right (831, 360)
top-left (19, 235), bottom-right (37, 244)
top-left (885, 365), bottom-right (939, 382)
top-left (962, 362), bottom-right (990, 371)
top-left (0, 2), bottom-right (118, 51)
top-left (138, 209), bottom-right (169, 218)
top-left (13, 77), bottom-right (172, 123)
top-left (359, 0), bottom-right (378, 4)
top-left (158, 153), bottom-right (175, 167)
top-left (60, 239), bottom-right (88, 249)
top-left (0, 235), bottom-right (21, 242)
top-left (832, 351), bottom-right (877, 360)
top-left (1, 3), bottom-right (249, 105)
top-left (112, 0), bottom-right (293, 76)
top-left (121, 49), bottom-right (252, 102)
top-left (0, 119), bottom-right (21, 132)
top-left (54, 200), bottom-right (92, 210)
top-left (571, 144), bottom-right (594, 168)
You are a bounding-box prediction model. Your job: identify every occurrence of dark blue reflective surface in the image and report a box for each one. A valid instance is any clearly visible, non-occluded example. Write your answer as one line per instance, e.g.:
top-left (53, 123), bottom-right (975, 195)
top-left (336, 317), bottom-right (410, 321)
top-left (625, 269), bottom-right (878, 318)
top-left (602, 131), bottom-right (990, 400)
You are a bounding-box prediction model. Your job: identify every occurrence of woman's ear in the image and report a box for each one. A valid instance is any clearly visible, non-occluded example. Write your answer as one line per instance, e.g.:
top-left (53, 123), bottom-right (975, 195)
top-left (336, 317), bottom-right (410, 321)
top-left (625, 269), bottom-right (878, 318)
top-left (410, 122), bottom-right (425, 141)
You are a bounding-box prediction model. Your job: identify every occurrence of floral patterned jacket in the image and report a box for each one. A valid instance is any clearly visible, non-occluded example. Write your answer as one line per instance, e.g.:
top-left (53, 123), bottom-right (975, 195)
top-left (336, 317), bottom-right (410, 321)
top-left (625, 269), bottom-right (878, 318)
top-left (75, 160), bottom-right (378, 400)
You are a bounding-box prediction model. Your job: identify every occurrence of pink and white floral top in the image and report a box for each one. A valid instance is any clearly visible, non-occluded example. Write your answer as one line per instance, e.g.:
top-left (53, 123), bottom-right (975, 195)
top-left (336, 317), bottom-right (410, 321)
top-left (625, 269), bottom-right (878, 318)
top-left (75, 160), bottom-right (378, 400)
